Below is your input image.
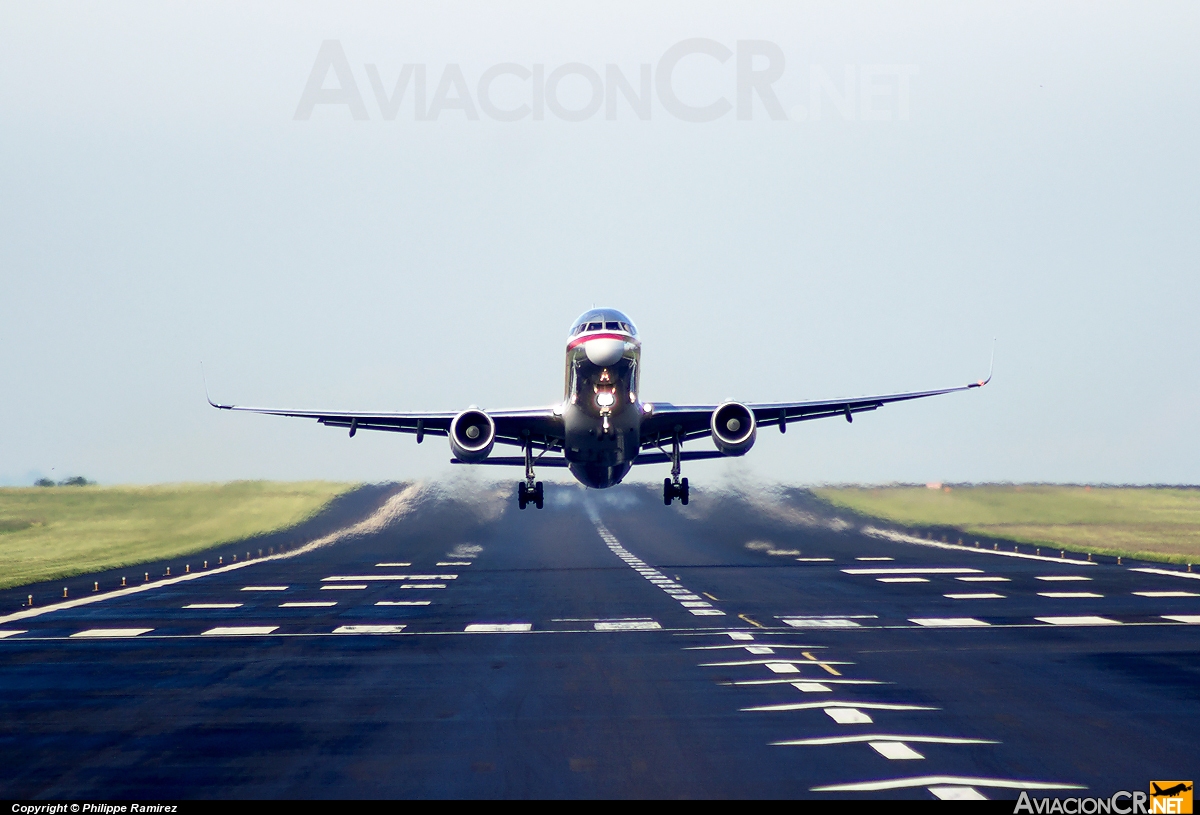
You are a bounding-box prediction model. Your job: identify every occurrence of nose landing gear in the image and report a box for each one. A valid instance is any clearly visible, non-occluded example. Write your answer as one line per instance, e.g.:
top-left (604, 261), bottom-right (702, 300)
top-left (517, 441), bottom-right (544, 509)
top-left (662, 430), bottom-right (689, 506)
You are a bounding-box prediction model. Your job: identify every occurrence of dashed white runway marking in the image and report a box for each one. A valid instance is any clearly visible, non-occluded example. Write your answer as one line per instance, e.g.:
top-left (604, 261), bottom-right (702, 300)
top-left (844, 568), bottom-right (982, 575)
top-left (930, 786), bottom-right (989, 800)
top-left (826, 708), bottom-right (874, 724)
top-left (1163, 615), bottom-right (1200, 623)
top-left (878, 577), bottom-right (929, 583)
top-left (680, 601), bottom-right (712, 608)
top-left (1130, 567), bottom-right (1200, 581)
top-left (727, 632), bottom-right (755, 640)
top-left (1036, 575), bottom-right (1092, 582)
top-left (594, 520), bottom-right (726, 616)
top-left (70, 628), bottom-right (153, 638)
top-left (796, 557), bottom-right (834, 562)
top-left (280, 602), bottom-right (337, 608)
top-left (871, 741), bottom-right (925, 759)
top-left (464, 623), bottom-right (532, 633)
top-left (1036, 616), bottom-right (1120, 626)
top-left (725, 678), bottom-right (885, 687)
top-left (855, 557), bottom-right (895, 561)
top-left (184, 603), bottom-right (243, 609)
top-left (1135, 591), bottom-right (1199, 597)
top-left (594, 621), bottom-right (661, 631)
top-left (241, 586), bottom-right (288, 591)
top-left (956, 576), bottom-right (1010, 582)
top-left (745, 701), bottom-right (938, 713)
top-left (690, 608), bottom-right (725, 616)
top-left (402, 584), bottom-right (446, 589)
top-left (0, 631), bottom-right (27, 639)
top-left (323, 575), bottom-right (457, 581)
top-left (783, 618), bottom-right (862, 628)
top-left (375, 562), bottom-right (411, 567)
top-left (376, 600), bottom-right (430, 606)
top-left (767, 663), bottom-right (801, 674)
top-left (910, 618), bottom-right (990, 627)
top-left (944, 593), bottom-right (1006, 600)
top-left (333, 625), bottom-right (406, 634)
top-left (1038, 592), bottom-right (1103, 599)
top-left (436, 562), bottom-right (471, 566)
top-left (774, 734), bottom-right (997, 747)
top-left (320, 585), bottom-right (367, 590)
top-left (793, 682), bottom-right (832, 692)
top-left (201, 626), bottom-right (278, 636)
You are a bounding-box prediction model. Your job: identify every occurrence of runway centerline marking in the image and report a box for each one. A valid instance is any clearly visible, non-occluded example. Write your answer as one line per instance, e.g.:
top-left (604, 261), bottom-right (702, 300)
top-left (436, 562), bottom-right (471, 566)
top-left (594, 518), bottom-right (727, 616)
top-left (241, 586), bottom-right (288, 591)
top-left (1038, 592), bottom-right (1104, 598)
top-left (878, 577), bottom-right (930, 583)
top-left (855, 557), bottom-right (895, 561)
top-left (376, 600), bottom-right (431, 606)
top-left (184, 603), bottom-right (243, 609)
top-left (956, 576), bottom-right (1010, 582)
top-left (796, 557), bottom-right (835, 562)
top-left (944, 593), bottom-right (1006, 600)
top-left (70, 628), bottom-right (153, 638)
top-left (375, 562), bottom-right (412, 567)
top-left (320, 585), bottom-right (367, 590)
top-left (280, 601), bottom-right (337, 608)
top-left (401, 584), bottom-right (446, 589)
top-left (1135, 591), bottom-right (1199, 597)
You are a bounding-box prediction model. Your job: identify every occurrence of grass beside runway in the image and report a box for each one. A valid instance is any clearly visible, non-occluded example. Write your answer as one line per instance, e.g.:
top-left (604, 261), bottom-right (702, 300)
top-left (813, 485), bottom-right (1200, 565)
top-left (0, 481), bottom-right (355, 589)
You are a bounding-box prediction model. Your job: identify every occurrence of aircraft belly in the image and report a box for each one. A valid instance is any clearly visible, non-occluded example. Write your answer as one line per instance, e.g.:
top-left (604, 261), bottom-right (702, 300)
top-left (563, 405), bottom-right (639, 489)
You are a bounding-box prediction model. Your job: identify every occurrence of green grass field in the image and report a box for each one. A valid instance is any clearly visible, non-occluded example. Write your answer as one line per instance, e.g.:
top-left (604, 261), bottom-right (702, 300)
top-left (814, 485), bottom-right (1200, 564)
top-left (0, 481), bottom-right (356, 589)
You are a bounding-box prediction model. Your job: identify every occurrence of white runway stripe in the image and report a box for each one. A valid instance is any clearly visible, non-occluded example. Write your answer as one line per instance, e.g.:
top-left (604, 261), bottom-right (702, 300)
top-left (944, 593), bottom-right (1006, 600)
top-left (184, 603), bottom-right (242, 609)
top-left (1134, 591), bottom-right (1199, 597)
top-left (1038, 592), bottom-right (1103, 598)
top-left (871, 742), bottom-right (924, 760)
top-left (0, 630), bottom-right (27, 639)
top-left (783, 618), bottom-right (861, 628)
top-left (376, 601), bottom-right (431, 606)
top-left (320, 585), bottom-right (367, 590)
top-left (956, 576), bottom-right (1010, 582)
top-left (241, 586), bottom-right (288, 591)
top-left (464, 623), bottom-right (532, 632)
top-left (744, 701), bottom-right (938, 712)
top-left (323, 575), bottom-right (457, 581)
top-left (1130, 567), bottom-right (1200, 581)
top-left (375, 562), bottom-right (411, 567)
top-left (930, 786), bottom-right (989, 800)
top-left (280, 602), bottom-right (337, 608)
top-left (811, 775), bottom-right (1086, 793)
top-left (70, 628), bottom-right (153, 638)
top-left (1163, 615), bottom-right (1200, 623)
top-left (1036, 575), bottom-right (1092, 582)
top-left (401, 584), bottom-right (446, 589)
top-left (332, 625), bottom-right (406, 634)
top-left (773, 734), bottom-right (997, 746)
top-left (793, 682), bottom-right (832, 692)
top-left (594, 621), bottom-right (661, 631)
top-left (844, 568), bottom-right (983, 575)
top-left (201, 626), bottom-right (278, 636)
top-left (1036, 616), bottom-right (1120, 626)
top-left (910, 618), bottom-right (990, 627)
top-left (878, 577), bottom-right (929, 583)
top-left (827, 708), bottom-right (874, 724)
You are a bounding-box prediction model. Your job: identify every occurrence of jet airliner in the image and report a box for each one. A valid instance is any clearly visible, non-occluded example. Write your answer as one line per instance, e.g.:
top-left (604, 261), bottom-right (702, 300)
top-left (209, 308), bottom-right (990, 509)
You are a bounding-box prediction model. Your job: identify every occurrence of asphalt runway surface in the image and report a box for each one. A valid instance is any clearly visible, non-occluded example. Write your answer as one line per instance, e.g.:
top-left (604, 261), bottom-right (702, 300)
top-left (1, 482), bottom-right (1197, 799)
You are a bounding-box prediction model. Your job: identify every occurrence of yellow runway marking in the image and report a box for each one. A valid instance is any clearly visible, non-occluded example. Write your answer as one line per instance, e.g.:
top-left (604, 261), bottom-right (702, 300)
top-left (738, 614), bottom-right (765, 628)
top-left (804, 650), bottom-right (842, 676)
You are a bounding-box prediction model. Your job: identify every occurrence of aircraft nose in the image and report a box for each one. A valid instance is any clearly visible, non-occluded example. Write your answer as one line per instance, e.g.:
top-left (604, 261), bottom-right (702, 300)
top-left (584, 338), bottom-right (625, 367)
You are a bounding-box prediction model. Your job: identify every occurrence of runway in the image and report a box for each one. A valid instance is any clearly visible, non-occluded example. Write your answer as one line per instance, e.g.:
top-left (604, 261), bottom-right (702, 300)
top-left (0, 482), bottom-right (1196, 799)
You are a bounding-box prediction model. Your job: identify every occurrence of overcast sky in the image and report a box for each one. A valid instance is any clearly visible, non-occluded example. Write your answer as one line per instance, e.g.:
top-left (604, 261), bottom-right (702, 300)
top-left (1, 2), bottom-right (1197, 487)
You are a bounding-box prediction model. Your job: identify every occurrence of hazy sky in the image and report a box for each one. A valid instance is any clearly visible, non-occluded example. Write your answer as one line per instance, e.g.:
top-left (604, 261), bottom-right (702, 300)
top-left (2, 2), bottom-right (1197, 487)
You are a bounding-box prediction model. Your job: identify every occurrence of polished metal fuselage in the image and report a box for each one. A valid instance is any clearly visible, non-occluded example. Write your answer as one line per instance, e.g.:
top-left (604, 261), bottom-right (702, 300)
top-left (561, 334), bottom-right (642, 489)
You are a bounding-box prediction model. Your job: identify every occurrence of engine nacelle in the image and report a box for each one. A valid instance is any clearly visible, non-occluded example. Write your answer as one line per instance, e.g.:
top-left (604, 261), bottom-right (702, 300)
top-left (710, 401), bottom-right (757, 456)
top-left (449, 409), bottom-right (496, 462)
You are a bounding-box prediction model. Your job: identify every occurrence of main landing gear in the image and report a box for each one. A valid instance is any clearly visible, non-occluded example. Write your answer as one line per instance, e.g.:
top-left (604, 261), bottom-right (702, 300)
top-left (517, 441), bottom-right (544, 510)
top-left (663, 431), bottom-right (689, 506)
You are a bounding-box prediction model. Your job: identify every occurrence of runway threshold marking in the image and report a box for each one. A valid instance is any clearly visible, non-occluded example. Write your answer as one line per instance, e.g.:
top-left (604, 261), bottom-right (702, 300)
top-left (201, 626), bottom-right (279, 636)
top-left (910, 618), bottom-right (990, 627)
top-left (1035, 616), bottom-right (1121, 626)
top-left (70, 628), bottom-right (153, 638)
top-left (809, 775), bottom-right (1087, 793)
top-left (794, 682), bottom-right (833, 692)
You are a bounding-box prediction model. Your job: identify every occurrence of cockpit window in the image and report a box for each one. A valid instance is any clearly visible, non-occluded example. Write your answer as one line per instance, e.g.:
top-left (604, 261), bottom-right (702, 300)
top-left (605, 321), bottom-right (621, 330)
top-left (620, 322), bottom-right (632, 333)
top-left (587, 322), bottom-right (602, 331)
top-left (573, 325), bottom-right (585, 335)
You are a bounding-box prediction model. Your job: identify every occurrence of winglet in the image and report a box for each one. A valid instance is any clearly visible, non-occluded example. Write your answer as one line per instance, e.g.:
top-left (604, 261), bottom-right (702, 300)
top-left (201, 362), bottom-right (230, 409)
top-left (968, 339), bottom-right (995, 389)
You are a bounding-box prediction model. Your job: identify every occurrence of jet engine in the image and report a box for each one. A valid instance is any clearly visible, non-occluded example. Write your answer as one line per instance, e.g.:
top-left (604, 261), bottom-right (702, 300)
top-left (710, 402), bottom-right (757, 456)
top-left (449, 409), bottom-right (496, 462)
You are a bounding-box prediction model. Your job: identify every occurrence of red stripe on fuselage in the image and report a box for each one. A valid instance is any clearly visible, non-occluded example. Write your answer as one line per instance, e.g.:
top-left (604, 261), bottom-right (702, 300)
top-left (566, 332), bottom-right (639, 351)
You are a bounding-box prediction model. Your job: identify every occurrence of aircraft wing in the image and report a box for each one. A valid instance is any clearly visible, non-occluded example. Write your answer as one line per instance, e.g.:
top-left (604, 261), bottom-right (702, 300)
top-left (206, 395), bottom-right (563, 450)
top-left (639, 375), bottom-right (990, 448)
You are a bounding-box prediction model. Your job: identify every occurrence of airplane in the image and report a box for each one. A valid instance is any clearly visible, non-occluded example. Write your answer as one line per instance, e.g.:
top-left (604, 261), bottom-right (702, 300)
top-left (1152, 783), bottom-right (1192, 797)
top-left (209, 308), bottom-right (991, 509)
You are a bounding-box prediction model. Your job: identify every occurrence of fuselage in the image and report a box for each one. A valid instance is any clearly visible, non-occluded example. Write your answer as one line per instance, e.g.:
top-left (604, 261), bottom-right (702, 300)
top-left (562, 308), bottom-right (642, 488)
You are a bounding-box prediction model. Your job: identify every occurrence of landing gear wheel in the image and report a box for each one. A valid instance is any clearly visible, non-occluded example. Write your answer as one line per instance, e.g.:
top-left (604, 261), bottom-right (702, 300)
top-left (517, 481), bottom-right (528, 510)
top-left (664, 477), bottom-right (674, 506)
top-left (534, 481), bottom-right (544, 510)
top-left (679, 477), bottom-right (689, 506)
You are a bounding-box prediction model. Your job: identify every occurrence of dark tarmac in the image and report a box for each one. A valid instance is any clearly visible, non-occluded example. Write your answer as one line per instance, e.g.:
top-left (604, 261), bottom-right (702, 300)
top-left (0, 482), bottom-right (1197, 799)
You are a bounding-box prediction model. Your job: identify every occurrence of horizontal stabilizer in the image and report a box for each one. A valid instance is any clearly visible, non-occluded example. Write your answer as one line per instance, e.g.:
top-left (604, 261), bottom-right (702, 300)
top-left (633, 450), bottom-right (728, 466)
